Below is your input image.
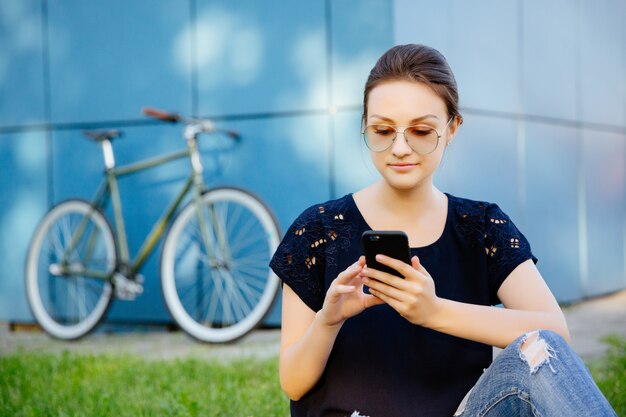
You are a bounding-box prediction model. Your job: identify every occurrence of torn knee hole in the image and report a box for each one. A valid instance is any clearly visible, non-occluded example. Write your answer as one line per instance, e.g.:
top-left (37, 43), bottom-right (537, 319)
top-left (520, 331), bottom-right (557, 374)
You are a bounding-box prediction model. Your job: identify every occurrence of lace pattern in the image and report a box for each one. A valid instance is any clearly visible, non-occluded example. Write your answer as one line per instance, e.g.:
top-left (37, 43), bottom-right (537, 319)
top-left (484, 203), bottom-right (534, 281)
top-left (269, 197), bottom-right (358, 310)
top-left (453, 196), bottom-right (535, 300)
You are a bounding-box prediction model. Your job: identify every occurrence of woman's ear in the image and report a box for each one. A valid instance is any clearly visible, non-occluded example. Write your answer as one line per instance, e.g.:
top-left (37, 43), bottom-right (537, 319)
top-left (446, 115), bottom-right (462, 146)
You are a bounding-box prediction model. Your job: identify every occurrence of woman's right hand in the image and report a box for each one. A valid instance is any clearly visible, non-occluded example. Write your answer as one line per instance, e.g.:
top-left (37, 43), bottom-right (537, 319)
top-left (317, 256), bottom-right (383, 328)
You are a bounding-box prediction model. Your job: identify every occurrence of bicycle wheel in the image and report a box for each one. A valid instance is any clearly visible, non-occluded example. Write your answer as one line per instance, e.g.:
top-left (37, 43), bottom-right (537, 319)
top-left (25, 200), bottom-right (116, 340)
top-left (161, 187), bottom-right (281, 343)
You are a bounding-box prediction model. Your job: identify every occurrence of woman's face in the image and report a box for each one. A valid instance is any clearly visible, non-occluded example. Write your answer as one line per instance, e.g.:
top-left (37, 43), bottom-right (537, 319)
top-left (365, 80), bottom-right (457, 192)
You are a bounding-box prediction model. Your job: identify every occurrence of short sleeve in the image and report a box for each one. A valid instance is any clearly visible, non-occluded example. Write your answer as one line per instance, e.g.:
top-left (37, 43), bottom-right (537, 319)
top-left (269, 206), bottom-right (326, 312)
top-left (484, 204), bottom-right (538, 304)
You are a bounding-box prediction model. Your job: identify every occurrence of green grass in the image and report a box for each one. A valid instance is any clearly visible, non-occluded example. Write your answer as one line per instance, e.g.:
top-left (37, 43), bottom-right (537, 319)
top-left (589, 335), bottom-right (626, 416)
top-left (1, 337), bottom-right (624, 417)
top-left (0, 351), bottom-right (289, 417)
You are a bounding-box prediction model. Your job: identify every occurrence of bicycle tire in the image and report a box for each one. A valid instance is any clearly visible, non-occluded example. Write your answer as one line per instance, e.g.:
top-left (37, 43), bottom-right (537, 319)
top-left (161, 187), bottom-right (281, 343)
top-left (25, 200), bottom-right (116, 340)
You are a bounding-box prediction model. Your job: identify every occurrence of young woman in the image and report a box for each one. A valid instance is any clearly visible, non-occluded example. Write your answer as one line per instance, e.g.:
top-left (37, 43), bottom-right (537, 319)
top-left (270, 44), bottom-right (615, 417)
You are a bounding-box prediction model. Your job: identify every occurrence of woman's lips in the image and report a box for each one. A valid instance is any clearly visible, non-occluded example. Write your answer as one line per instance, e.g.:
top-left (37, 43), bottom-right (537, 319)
top-left (388, 163), bottom-right (417, 172)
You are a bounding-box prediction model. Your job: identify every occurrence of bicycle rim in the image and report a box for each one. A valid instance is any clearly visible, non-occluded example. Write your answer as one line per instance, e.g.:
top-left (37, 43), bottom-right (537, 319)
top-left (25, 200), bottom-right (115, 340)
top-left (162, 188), bottom-right (280, 343)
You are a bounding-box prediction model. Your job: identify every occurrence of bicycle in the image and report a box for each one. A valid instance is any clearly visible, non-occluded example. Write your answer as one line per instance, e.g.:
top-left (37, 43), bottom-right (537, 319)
top-left (25, 108), bottom-right (281, 343)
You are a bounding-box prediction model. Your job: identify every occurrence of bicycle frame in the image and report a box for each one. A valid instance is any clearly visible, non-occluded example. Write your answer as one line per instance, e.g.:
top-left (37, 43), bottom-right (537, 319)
top-left (60, 136), bottom-right (214, 281)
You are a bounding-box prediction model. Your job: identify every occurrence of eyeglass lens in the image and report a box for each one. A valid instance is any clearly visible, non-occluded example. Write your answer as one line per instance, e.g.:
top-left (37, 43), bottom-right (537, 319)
top-left (363, 125), bottom-right (439, 154)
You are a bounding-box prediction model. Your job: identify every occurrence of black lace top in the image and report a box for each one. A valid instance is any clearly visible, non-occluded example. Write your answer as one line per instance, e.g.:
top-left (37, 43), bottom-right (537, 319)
top-left (270, 193), bottom-right (537, 417)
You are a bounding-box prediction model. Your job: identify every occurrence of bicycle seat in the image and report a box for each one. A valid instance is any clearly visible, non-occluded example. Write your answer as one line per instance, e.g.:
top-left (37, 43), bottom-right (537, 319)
top-left (82, 130), bottom-right (123, 142)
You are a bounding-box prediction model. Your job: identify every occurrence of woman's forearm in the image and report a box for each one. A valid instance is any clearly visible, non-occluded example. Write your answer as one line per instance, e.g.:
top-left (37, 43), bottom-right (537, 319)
top-left (427, 299), bottom-right (570, 349)
top-left (280, 311), bottom-right (343, 401)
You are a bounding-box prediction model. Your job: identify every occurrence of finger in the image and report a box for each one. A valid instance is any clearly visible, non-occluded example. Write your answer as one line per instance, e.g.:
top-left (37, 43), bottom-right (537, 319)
top-left (335, 284), bottom-right (356, 294)
top-left (411, 255), bottom-right (428, 275)
top-left (362, 266), bottom-right (408, 289)
top-left (411, 256), bottom-right (426, 273)
top-left (376, 254), bottom-right (429, 283)
top-left (364, 276), bottom-right (409, 302)
top-left (327, 284), bottom-right (356, 302)
top-left (375, 254), bottom-right (415, 276)
top-left (362, 292), bottom-right (385, 308)
top-left (336, 261), bottom-right (363, 284)
top-left (368, 287), bottom-right (403, 311)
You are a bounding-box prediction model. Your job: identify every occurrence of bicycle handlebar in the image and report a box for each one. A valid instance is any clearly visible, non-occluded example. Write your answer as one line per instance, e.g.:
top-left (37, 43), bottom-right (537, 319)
top-left (142, 107), bottom-right (240, 141)
top-left (142, 107), bottom-right (181, 123)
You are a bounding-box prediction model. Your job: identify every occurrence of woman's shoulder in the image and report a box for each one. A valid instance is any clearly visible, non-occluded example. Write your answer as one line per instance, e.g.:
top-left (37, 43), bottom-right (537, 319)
top-left (292, 194), bottom-right (355, 227)
top-left (446, 193), bottom-right (516, 244)
top-left (447, 193), bottom-right (506, 220)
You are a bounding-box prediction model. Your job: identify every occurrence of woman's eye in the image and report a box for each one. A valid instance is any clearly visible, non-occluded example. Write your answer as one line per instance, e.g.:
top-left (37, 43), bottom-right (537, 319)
top-left (374, 127), bottom-right (395, 136)
top-left (408, 127), bottom-right (432, 137)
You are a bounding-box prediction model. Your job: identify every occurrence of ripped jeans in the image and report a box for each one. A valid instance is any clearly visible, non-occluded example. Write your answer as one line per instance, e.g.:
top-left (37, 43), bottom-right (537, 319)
top-left (454, 330), bottom-right (616, 417)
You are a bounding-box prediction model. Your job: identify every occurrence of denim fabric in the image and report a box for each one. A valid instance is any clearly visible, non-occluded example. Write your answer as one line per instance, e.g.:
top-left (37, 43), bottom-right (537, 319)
top-left (456, 330), bottom-right (616, 417)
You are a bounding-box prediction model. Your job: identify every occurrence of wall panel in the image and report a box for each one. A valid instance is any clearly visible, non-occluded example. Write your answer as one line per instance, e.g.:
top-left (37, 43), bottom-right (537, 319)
top-left (580, 0), bottom-right (626, 126)
top-left (525, 122), bottom-right (581, 301)
top-left (47, 0), bottom-right (192, 123)
top-left (523, 0), bottom-right (578, 121)
top-left (196, 0), bottom-right (327, 116)
top-left (0, 132), bottom-right (48, 320)
top-left (582, 129), bottom-right (626, 296)
top-left (330, 0), bottom-right (394, 108)
top-left (0, 0), bottom-right (46, 126)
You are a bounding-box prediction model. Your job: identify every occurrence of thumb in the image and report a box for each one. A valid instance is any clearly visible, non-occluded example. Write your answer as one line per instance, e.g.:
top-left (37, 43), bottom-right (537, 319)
top-left (327, 284), bottom-right (356, 303)
top-left (411, 255), bottom-right (426, 273)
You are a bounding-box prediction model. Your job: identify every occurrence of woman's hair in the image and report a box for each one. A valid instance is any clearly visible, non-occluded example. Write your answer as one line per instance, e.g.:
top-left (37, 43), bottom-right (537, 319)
top-left (362, 44), bottom-right (462, 124)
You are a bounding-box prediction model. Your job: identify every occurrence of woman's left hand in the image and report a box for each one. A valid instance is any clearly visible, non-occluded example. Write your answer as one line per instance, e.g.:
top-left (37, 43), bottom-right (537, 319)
top-left (361, 255), bottom-right (441, 327)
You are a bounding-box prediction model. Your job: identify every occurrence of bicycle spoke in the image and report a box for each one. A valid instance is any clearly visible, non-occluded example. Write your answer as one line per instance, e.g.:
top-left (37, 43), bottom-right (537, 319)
top-left (230, 253), bottom-right (270, 266)
top-left (203, 270), bottom-right (225, 326)
top-left (221, 202), bottom-right (242, 241)
top-left (231, 266), bottom-right (269, 292)
top-left (229, 270), bottom-right (261, 307)
top-left (222, 270), bottom-right (253, 322)
top-left (228, 231), bottom-right (268, 255)
top-left (213, 203), bottom-right (233, 258)
top-left (225, 211), bottom-right (253, 252)
top-left (49, 223), bottom-right (66, 261)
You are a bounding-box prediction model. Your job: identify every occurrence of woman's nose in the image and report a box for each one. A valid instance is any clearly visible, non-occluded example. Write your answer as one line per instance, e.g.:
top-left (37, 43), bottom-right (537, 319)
top-left (391, 131), bottom-right (413, 156)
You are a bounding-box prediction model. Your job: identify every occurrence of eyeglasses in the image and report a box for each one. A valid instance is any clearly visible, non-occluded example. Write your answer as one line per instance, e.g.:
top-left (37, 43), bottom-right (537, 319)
top-left (361, 117), bottom-right (453, 155)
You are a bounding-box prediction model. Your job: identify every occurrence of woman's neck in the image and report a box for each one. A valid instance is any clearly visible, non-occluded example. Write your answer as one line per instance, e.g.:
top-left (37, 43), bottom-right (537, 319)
top-left (372, 180), bottom-right (443, 217)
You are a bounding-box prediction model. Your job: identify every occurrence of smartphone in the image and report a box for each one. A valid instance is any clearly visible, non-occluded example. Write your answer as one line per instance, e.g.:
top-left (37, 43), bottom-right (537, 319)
top-left (361, 230), bottom-right (411, 293)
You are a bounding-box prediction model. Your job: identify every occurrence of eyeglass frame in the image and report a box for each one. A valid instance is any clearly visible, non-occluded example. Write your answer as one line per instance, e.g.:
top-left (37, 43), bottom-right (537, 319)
top-left (361, 116), bottom-right (455, 155)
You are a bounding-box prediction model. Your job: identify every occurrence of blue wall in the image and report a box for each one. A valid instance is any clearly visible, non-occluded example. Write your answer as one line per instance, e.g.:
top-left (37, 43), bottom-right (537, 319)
top-left (1, 0), bottom-right (625, 328)
top-left (394, 0), bottom-right (626, 301)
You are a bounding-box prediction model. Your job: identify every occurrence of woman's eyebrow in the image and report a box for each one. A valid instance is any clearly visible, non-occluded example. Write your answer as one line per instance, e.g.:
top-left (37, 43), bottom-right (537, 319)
top-left (369, 114), bottom-right (440, 123)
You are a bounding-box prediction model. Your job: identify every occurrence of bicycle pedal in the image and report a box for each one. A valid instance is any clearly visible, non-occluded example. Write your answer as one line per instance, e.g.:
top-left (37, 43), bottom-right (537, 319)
top-left (112, 273), bottom-right (144, 300)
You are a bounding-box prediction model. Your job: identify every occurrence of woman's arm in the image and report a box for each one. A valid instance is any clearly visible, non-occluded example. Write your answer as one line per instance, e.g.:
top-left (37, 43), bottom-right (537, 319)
top-left (363, 256), bottom-right (569, 349)
top-left (279, 258), bottom-right (382, 400)
top-left (428, 259), bottom-right (570, 347)
top-left (279, 285), bottom-right (339, 400)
